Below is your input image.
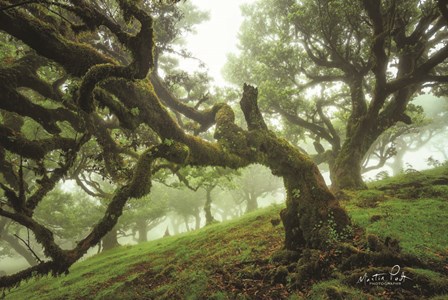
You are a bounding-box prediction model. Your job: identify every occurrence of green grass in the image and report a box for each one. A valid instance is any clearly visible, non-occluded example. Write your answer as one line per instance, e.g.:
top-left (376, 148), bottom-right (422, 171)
top-left (4, 166), bottom-right (448, 299)
top-left (5, 206), bottom-right (285, 300)
top-left (306, 279), bottom-right (378, 300)
top-left (344, 197), bottom-right (448, 260)
top-left (343, 165), bottom-right (448, 261)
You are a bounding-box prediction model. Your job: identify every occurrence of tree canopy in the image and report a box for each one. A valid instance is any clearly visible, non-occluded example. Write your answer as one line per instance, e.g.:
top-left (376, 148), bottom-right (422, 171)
top-left (224, 0), bottom-right (448, 189)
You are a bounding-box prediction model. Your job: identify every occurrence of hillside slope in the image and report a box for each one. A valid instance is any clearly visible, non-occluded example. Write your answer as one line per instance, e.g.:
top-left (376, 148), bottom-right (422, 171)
top-left (3, 167), bottom-right (448, 299)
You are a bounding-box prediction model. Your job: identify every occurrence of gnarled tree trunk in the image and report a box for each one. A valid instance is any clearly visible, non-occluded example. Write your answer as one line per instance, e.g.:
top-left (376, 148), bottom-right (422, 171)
top-left (237, 85), bottom-right (352, 250)
top-left (332, 144), bottom-right (368, 190)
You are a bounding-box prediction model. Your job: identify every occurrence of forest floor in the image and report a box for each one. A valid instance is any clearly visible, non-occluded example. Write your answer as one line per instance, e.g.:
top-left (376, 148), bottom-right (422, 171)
top-left (3, 166), bottom-right (448, 300)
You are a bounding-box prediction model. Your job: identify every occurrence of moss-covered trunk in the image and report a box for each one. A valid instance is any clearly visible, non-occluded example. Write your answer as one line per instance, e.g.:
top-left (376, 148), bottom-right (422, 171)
top-left (331, 143), bottom-right (366, 190)
top-left (331, 115), bottom-right (379, 190)
top-left (280, 166), bottom-right (351, 249)
top-left (237, 85), bottom-right (351, 250)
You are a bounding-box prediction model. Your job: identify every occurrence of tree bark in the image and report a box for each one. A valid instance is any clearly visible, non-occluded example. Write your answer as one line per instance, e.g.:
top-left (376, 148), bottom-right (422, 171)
top-left (102, 228), bottom-right (120, 251)
top-left (245, 193), bottom-right (258, 213)
top-left (204, 188), bottom-right (216, 225)
top-left (136, 220), bottom-right (148, 243)
top-left (194, 211), bottom-right (201, 230)
top-left (331, 145), bottom-right (367, 190)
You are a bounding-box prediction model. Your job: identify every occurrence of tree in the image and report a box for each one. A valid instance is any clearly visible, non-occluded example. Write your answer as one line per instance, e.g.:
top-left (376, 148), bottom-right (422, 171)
top-left (167, 186), bottom-right (204, 231)
top-left (0, 218), bottom-right (39, 267)
top-left (120, 193), bottom-right (168, 243)
top-left (362, 95), bottom-right (448, 175)
top-left (361, 103), bottom-right (426, 174)
top-left (231, 164), bottom-right (283, 213)
top-left (224, 0), bottom-right (448, 189)
top-left (173, 166), bottom-right (237, 225)
top-left (0, 0), bottom-right (350, 288)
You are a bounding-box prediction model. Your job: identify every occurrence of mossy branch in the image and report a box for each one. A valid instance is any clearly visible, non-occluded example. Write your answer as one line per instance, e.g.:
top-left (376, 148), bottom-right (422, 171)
top-left (0, 146), bottom-right (19, 190)
top-left (0, 124), bottom-right (77, 160)
top-left (0, 8), bottom-right (114, 76)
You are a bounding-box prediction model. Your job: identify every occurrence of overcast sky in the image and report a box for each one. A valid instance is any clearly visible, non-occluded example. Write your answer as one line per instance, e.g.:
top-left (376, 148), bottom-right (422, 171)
top-left (182, 0), bottom-right (255, 86)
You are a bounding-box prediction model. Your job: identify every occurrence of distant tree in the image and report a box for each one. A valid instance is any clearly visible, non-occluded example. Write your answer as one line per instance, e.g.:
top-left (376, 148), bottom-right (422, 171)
top-left (212, 190), bottom-right (245, 221)
top-left (225, 0), bottom-right (448, 190)
top-left (361, 103), bottom-right (427, 173)
top-left (33, 188), bottom-right (102, 248)
top-left (1, 187), bottom-right (100, 265)
top-left (0, 218), bottom-right (38, 267)
top-left (231, 164), bottom-right (283, 213)
top-left (166, 187), bottom-right (204, 232)
top-left (120, 194), bottom-right (168, 243)
top-left (171, 166), bottom-right (237, 225)
top-left (364, 96), bottom-right (448, 174)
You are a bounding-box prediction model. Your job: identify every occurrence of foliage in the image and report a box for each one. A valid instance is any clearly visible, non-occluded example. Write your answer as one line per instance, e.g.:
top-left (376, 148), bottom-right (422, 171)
top-left (225, 0), bottom-right (448, 189)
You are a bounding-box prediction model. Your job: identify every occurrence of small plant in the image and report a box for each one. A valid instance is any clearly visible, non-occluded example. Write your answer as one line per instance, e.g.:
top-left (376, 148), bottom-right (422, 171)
top-left (326, 212), bottom-right (353, 245)
top-left (292, 188), bottom-right (301, 198)
top-left (427, 156), bottom-right (442, 168)
top-left (313, 212), bottom-right (354, 248)
top-left (163, 138), bottom-right (174, 146)
top-left (375, 170), bottom-right (390, 181)
top-left (130, 107), bottom-right (140, 116)
top-left (404, 162), bottom-right (419, 174)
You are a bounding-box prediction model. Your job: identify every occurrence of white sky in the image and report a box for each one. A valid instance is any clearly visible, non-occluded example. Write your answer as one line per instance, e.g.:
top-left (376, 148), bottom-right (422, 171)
top-left (182, 0), bottom-right (256, 86)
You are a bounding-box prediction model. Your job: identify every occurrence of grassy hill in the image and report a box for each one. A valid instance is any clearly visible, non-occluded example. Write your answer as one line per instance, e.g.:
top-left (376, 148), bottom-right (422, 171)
top-left (3, 166), bottom-right (448, 299)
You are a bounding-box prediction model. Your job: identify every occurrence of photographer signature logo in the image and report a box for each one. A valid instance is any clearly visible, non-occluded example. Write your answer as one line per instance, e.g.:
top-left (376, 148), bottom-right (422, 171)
top-left (357, 265), bottom-right (412, 286)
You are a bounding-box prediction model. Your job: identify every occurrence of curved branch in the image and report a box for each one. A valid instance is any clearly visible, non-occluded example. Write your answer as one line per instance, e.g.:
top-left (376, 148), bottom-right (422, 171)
top-left (150, 73), bottom-right (218, 132)
top-left (0, 7), bottom-right (114, 77)
top-left (272, 103), bottom-right (335, 143)
top-left (0, 125), bottom-right (77, 160)
top-left (0, 146), bottom-right (19, 190)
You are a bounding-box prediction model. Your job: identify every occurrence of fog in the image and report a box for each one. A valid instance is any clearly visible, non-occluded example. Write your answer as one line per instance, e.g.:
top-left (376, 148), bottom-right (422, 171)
top-left (1, 2), bottom-right (448, 298)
